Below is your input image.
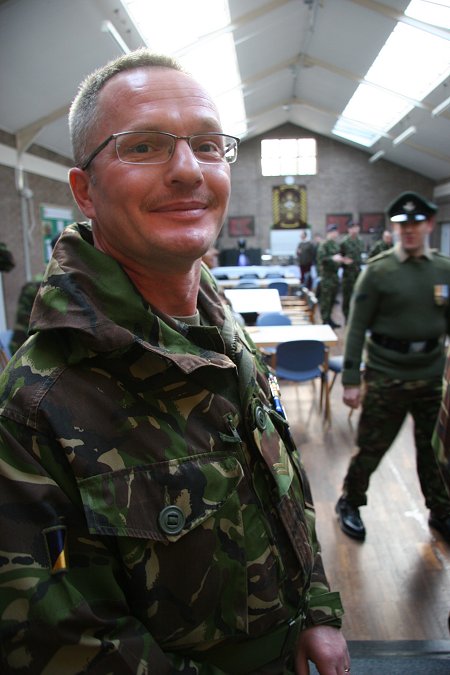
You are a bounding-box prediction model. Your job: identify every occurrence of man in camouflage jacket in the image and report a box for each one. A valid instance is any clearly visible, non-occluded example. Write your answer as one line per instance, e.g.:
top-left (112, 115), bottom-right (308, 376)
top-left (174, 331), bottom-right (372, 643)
top-left (339, 222), bottom-right (365, 322)
top-left (316, 224), bottom-right (345, 329)
top-left (0, 50), bottom-right (348, 674)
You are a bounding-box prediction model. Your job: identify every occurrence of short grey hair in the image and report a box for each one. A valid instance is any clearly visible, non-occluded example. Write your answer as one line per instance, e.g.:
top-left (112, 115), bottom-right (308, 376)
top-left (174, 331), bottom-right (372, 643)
top-left (69, 49), bottom-right (184, 168)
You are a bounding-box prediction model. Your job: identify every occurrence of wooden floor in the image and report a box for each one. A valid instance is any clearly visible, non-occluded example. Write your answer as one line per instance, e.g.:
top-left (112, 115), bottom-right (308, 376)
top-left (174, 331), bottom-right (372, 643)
top-left (278, 316), bottom-right (450, 642)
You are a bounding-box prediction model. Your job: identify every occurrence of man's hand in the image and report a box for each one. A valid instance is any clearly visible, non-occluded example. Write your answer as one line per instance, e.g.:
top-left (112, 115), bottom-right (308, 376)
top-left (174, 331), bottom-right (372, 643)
top-left (294, 625), bottom-right (350, 674)
top-left (343, 386), bottom-right (361, 409)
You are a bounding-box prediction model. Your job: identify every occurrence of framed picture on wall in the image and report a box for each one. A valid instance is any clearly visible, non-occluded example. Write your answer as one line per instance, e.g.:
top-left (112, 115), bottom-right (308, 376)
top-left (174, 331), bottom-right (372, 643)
top-left (326, 213), bottom-right (352, 234)
top-left (359, 212), bottom-right (385, 233)
top-left (227, 215), bottom-right (255, 237)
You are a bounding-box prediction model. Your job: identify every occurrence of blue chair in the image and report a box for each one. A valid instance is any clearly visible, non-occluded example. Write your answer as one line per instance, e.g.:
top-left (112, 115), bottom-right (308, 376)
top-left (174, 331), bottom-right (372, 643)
top-left (328, 355), bottom-right (365, 392)
top-left (268, 281), bottom-right (289, 296)
top-left (236, 281), bottom-right (259, 288)
top-left (275, 340), bottom-right (329, 421)
top-left (265, 272), bottom-right (285, 278)
top-left (256, 312), bottom-right (292, 326)
top-left (0, 329), bottom-right (13, 370)
top-left (239, 273), bottom-right (259, 279)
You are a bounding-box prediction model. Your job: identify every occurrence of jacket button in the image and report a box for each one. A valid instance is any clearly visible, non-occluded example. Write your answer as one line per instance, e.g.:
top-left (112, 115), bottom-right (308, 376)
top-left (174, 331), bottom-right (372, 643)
top-left (254, 405), bottom-right (267, 430)
top-left (158, 506), bottom-right (185, 535)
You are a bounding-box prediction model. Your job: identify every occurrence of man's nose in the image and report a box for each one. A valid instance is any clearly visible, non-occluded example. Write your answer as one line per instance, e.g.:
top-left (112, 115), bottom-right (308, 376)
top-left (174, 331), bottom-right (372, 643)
top-left (165, 139), bottom-right (203, 183)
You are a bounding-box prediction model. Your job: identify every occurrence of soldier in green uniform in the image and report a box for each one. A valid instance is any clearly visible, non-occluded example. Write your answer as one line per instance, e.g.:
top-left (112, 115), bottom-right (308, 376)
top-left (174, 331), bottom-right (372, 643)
top-left (336, 191), bottom-right (450, 545)
top-left (0, 50), bottom-right (349, 674)
top-left (368, 229), bottom-right (393, 259)
top-left (339, 222), bottom-right (365, 322)
top-left (316, 224), bottom-right (346, 328)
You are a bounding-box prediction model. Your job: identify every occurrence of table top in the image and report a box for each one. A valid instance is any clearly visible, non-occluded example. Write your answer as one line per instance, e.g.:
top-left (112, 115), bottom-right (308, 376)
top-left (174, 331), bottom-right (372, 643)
top-left (216, 277), bottom-right (300, 289)
top-left (212, 264), bottom-right (300, 280)
top-left (246, 323), bottom-right (338, 347)
top-left (224, 288), bottom-right (283, 313)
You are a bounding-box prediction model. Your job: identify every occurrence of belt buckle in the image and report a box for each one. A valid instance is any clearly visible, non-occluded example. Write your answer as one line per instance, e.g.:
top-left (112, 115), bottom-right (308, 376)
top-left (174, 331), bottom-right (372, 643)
top-left (409, 341), bottom-right (426, 353)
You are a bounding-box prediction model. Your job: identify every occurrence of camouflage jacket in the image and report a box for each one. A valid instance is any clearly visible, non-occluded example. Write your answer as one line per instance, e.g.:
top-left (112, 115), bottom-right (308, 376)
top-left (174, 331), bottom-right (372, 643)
top-left (368, 240), bottom-right (392, 259)
top-left (433, 347), bottom-right (450, 493)
top-left (0, 223), bottom-right (342, 674)
top-left (340, 235), bottom-right (364, 276)
top-left (316, 238), bottom-right (340, 277)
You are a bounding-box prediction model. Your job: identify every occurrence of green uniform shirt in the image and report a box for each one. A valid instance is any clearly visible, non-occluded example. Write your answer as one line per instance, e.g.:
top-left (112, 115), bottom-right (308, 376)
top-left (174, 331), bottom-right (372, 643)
top-left (343, 244), bottom-right (450, 386)
top-left (0, 223), bottom-right (343, 674)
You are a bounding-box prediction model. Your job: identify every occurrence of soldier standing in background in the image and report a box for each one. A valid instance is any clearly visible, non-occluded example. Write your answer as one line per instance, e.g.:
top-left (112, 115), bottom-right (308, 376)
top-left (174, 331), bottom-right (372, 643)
top-left (316, 224), bottom-right (346, 328)
top-left (336, 191), bottom-right (450, 545)
top-left (296, 229), bottom-right (315, 289)
top-left (368, 229), bottom-right (393, 259)
top-left (340, 221), bottom-right (365, 322)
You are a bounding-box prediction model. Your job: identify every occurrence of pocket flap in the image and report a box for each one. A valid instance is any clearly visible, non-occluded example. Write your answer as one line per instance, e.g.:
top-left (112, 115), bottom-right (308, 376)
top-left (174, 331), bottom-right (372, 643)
top-left (78, 453), bottom-right (243, 542)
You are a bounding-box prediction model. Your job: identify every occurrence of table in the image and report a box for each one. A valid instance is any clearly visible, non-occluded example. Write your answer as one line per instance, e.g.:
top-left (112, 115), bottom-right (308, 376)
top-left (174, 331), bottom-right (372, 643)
top-left (247, 323), bottom-right (338, 423)
top-left (224, 288), bottom-right (282, 314)
top-left (246, 323), bottom-right (337, 348)
top-left (215, 277), bottom-right (300, 290)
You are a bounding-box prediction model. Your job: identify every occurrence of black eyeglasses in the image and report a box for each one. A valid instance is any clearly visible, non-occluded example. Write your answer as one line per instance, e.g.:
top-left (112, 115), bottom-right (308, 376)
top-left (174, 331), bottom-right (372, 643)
top-left (80, 130), bottom-right (240, 170)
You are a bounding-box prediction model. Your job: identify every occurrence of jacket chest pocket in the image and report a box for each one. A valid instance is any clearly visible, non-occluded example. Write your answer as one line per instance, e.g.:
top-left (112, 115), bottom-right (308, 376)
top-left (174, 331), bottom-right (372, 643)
top-left (78, 453), bottom-right (249, 647)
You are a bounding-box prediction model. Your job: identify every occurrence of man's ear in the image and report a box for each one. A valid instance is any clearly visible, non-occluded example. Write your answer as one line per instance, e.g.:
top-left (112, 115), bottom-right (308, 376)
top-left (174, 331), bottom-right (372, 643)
top-left (69, 167), bottom-right (96, 220)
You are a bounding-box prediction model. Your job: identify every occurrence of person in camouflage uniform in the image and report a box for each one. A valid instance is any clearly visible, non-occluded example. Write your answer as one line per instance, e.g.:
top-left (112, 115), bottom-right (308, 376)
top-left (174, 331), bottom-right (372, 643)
top-left (9, 276), bottom-right (42, 354)
top-left (433, 346), bottom-right (450, 494)
top-left (339, 222), bottom-right (365, 322)
top-left (0, 242), bottom-right (15, 272)
top-left (0, 50), bottom-right (349, 674)
top-left (367, 229), bottom-right (393, 259)
top-left (336, 191), bottom-right (450, 545)
top-left (432, 348), bottom-right (450, 634)
top-left (9, 236), bottom-right (59, 354)
top-left (316, 224), bottom-right (345, 328)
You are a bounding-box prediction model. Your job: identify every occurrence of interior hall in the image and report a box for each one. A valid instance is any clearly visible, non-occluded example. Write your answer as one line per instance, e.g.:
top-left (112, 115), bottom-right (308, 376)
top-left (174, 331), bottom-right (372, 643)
top-left (0, 1), bottom-right (450, 673)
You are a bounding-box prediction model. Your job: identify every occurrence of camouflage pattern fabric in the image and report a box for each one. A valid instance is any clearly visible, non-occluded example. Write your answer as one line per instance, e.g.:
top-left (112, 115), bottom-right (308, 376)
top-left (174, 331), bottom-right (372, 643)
top-left (0, 223), bottom-right (343, 674)
top-left (316, 239), bottom-right (340, 323)
top-left (9, 277), bottom-right (42, 354)
top-left (433, 349), bottom-right (450, 494)
top-left (343, 368), bottom-right (450, 516)
top-left (368, 239), bottom-right (392, 259)
top-left (0, 242), bottom-right (15, 272)
top-left (340, 235), bottom-right (365, 321)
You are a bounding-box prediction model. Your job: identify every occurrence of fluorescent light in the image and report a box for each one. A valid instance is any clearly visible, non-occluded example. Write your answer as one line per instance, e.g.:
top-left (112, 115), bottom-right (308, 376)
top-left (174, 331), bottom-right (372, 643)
top-left (392, 125), bottom-right (416, 145)
top-left (432, 95), bottom-right (450, 117)
top-left (101, 21), bottom-right (130, 54)
top-left (369, 150), bottom-right (385, 163)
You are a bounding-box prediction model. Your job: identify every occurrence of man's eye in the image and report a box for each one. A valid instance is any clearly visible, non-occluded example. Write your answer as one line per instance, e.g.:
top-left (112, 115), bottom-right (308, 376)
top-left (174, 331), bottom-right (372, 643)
top-left (131, 143), bottom-right (152, 154)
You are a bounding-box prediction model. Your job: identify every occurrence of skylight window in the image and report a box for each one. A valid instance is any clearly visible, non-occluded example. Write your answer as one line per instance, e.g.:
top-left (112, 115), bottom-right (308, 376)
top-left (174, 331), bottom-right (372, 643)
top-left (120, 0), bottom-right (247, 139)
top-left (333, 0), bottom-right (450, 147)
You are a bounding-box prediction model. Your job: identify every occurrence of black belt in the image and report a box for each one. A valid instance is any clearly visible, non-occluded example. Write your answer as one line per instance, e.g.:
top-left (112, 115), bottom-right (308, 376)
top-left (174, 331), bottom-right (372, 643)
top-left (371, 332), bottom-right (439, 354)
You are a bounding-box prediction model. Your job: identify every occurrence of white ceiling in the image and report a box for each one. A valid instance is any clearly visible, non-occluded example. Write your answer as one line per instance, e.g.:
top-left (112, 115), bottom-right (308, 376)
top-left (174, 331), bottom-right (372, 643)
top-left (1, 0), bottom-right (450, 182)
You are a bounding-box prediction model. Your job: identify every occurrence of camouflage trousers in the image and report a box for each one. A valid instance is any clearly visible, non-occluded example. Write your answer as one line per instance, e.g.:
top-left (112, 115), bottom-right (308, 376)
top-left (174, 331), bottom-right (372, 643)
top-left (341, 269), bottom-right (360, 321)
top-left (318, 274), bottom-right (339, 323)
top-left (343, 369), bottom-right (450, 517)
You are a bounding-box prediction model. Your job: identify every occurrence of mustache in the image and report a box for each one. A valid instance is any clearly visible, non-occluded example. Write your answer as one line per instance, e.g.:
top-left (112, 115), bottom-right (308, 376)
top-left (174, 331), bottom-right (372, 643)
top-left (142, 189), bottom-right (217, 211)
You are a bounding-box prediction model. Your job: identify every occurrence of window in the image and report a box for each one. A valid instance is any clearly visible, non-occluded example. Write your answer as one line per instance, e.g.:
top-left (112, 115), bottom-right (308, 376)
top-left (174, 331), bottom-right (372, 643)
top-left (261, 138), bottom-right (317, 176)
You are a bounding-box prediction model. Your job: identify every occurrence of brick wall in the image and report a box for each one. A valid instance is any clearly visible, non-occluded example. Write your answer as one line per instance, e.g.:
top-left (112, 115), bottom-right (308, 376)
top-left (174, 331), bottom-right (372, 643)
top-left (224, 123), bottom-right (436, 254)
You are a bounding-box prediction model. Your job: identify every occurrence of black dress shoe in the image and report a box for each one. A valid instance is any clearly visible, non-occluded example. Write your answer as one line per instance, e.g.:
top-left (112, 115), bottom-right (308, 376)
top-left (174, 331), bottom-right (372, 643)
top-left (335, 496), bottom-right (366, 540)
top-left (429, 513), bottom-right (450, 544)
top-left (328, 319), bottom-right (341, 329)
